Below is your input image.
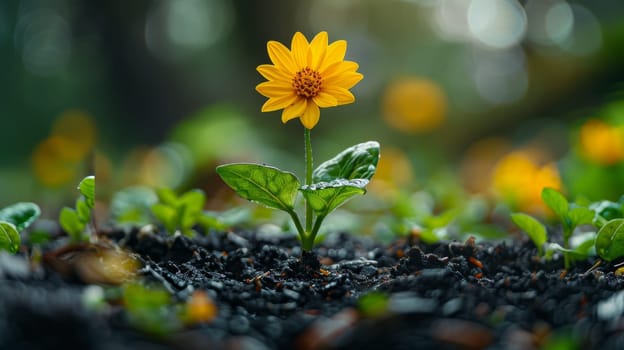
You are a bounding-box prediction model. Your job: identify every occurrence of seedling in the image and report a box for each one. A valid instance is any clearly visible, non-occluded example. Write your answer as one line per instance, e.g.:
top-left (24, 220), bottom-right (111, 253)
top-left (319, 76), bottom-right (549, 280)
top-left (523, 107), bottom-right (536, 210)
top-left (150, 188), bottom-right (206, 236)
top-left (512, 187), bottom-right (596, 268)
top-left (110, 186), bottom-right (158, 227)
top-left (217, 32), bottom-right (378, 251)
top-left (59, 175), bottom-right (95, 243)
top-left (0, 202), bottom-right (41, 253)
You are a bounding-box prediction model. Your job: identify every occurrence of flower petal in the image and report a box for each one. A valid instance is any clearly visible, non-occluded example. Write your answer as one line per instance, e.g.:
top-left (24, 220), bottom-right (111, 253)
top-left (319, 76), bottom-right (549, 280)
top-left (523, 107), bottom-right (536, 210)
top-left (312, 92), bottom-right (338, 108)
top-left (281, 98), bottom-right (307, 123)
top-left (257, 64), bottom-right (292, 82)
top-left (261, 94), bottom-right (298, 112)
top-left (319, 40), bottom-right (347, 72)
top-left (309, 31), bottom-right (328, 70)
top-left (324, 71), bottom-right (363, 90)
top-left (300, 101), bottom-right (320, 129)
top-left (256, 81), bottom-right (294, 97)
top-left (323, 86), bottom-right (355, 105)
top-left (291, 32), bottom-right (309, 69)
top-left (267, 41), bottom-right (297, 74)
top-left (321, 61), bottom-right (359, 78)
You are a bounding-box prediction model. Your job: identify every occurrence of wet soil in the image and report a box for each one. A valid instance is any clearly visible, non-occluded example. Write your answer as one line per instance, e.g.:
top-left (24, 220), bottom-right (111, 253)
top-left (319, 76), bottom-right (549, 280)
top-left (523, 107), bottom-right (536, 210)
top-left (2, 228), bottom-right (624, 350)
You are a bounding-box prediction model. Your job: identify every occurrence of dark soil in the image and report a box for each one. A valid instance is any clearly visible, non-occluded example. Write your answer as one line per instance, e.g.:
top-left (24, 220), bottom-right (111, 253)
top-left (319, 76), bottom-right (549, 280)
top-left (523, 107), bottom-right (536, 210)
top-left (2, 227), bottom-right (624, 350)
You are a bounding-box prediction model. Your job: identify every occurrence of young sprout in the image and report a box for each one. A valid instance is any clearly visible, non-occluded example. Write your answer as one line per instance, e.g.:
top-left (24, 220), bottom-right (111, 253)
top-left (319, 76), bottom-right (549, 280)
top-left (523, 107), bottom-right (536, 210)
top-left (512, 187), bottom-right (596, 269)
top-left (217, 32), bottom-right (379, 252)
top-left (59, 175), bottom-right (95, 243)
top-left (150, 188), bottom-right (206, 237)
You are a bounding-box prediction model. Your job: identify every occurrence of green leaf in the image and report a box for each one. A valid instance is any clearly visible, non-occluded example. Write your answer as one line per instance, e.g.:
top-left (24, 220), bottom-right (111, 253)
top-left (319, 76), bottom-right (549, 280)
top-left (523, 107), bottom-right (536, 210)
top-left (0, 221), bottom-right (20, 253)
top-left (568, 206), bottom-right (595, 228)
top-left (424, 209), bottom-right (457, 229)
top-left (151, 203), bottom-right (178, 233)
top-left (156, 188), bottom-right (179, 207)
top-left (590, 200), bottom-right (623, 222)
top-left (595, 219), bottom-right (624, 261)
top-left (0, 202), bottom-right (41, 232)
top-left (216, 163), bottom-right (300, 211)
top-left (179, 189), bottom-right (205, 230)
top-left (300, 179), bottom-right (367, 216)
top-left (78, 176), bottom-right (95, 209)
top-left (76, 198), bottom-right (91, 223)
top-left (511, 213), bottom-right (547, 255)
top-left (59, 207), bottom-right (86, 240)
top-left (313, 141), bottom-right (380, 182)
top-left (541, 188), bottom-right (568, 219)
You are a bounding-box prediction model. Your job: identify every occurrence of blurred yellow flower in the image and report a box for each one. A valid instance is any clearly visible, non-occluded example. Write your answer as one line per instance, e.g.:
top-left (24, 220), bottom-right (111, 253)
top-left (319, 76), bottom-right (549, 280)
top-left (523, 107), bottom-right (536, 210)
top-left (31, 110), bottom-right (96, 187)
top-left (382, 77), bottom-right (447, 133)
top-left (492, 151), bottom-right (563, 216)
top-left (578, 118), bottom-right (624, 165)
top-left (256, 31), bottom-right (363, 129)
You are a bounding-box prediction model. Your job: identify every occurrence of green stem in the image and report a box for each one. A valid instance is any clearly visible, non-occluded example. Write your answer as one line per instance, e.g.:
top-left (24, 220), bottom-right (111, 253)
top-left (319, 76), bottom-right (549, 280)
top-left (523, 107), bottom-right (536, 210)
top-left (304, 128), bottom-right (314, 234)
top-left (310, 214), bottom-right (326, 240)
top-left (301, 215), bottom-right (325, 251)
top-left (287, 209), bottom-right (306, 242)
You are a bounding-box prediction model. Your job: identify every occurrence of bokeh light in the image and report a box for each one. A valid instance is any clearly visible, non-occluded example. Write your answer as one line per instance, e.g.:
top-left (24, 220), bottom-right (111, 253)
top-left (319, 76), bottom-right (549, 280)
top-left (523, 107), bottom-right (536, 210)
top-left (31, 110), bottom-right (96, 188)
top-left (14, 7), bottom-right (71, 76)
top-left (382, 77), bottom-right (447, 133)
top-left (145, 0), bottom-right (234, 61)
top-left (491, 150), bottom-right (563, 216)
top-left (467, 0), bottom-right (526, 49)
top-left (578, 119), bottom-right (624, 166)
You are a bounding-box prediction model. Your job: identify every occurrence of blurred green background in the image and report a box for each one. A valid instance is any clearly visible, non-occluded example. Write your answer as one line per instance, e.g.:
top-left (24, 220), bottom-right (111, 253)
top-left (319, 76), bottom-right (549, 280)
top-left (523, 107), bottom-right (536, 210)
top-left (1, 0), bottom-right (624, 221)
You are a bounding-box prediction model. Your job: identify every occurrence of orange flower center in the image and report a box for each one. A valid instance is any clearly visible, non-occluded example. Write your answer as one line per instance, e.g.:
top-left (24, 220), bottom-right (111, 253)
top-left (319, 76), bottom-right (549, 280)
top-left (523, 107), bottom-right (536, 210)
top-left (292, 67), bottom-right (322, 98)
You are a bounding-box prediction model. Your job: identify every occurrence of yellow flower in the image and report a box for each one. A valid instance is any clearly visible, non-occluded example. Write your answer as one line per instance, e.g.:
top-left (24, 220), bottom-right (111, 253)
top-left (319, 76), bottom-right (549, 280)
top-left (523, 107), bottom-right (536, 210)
top-left (578, 118), bottom-right (624, 165)
top-left (491, 150), bottom-right (563, 216)
top-left (255, 32), bottom-right (363, 129)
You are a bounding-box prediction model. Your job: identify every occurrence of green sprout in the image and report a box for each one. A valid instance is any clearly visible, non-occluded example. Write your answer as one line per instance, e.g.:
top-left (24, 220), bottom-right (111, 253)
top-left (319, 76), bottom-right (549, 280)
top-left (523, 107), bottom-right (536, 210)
top-left (216, 32), bottom-right (378, 252)
top-left (59, 175), bottom-right (95, 243)
top-left (150, 188), bottom-right (207, 236)
top-left (218, 142), bottom-right (379, 251)
top-left (511, 187), bottom-right (595, 269)
top-left (0, 202), bottom-right (41, 253)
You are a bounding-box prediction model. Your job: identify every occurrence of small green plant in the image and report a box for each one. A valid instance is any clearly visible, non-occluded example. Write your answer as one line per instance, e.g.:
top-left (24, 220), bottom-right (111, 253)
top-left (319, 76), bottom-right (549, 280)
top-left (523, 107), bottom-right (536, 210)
top-left (217, 31), bottom-right (378, 252)
top-left (59, 175), bottom-right (95, 242)
top-left (150, 188), bottom-right (206, 236)
top-left (511, 187), bottom-right (596, 268)
top-left (110, 186), bottom-right (158, 227)
top-left (0, 202), bottom-right (41, 253)
top-left (541, 188), bottom-right (596, 249)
